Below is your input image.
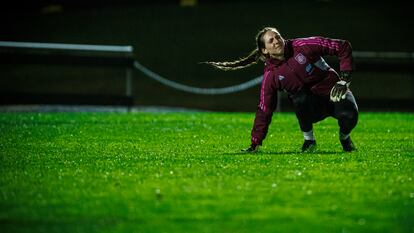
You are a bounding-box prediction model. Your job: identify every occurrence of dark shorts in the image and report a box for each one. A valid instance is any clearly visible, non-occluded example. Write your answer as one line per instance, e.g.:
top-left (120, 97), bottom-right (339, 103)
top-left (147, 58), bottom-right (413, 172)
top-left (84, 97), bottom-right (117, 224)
top-left (289, 88), bottom-right (358, 131)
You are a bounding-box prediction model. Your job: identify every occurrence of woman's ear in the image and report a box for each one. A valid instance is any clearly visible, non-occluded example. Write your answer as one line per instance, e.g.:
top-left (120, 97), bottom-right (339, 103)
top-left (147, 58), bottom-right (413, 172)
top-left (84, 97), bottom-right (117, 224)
top-left (261, 48), bottom-right (268, 55)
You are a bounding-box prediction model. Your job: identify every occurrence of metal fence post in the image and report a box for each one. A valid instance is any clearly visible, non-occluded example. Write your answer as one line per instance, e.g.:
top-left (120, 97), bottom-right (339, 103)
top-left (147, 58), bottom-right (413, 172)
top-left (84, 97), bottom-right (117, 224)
top-left (126, 67), bottom-right (133, 112)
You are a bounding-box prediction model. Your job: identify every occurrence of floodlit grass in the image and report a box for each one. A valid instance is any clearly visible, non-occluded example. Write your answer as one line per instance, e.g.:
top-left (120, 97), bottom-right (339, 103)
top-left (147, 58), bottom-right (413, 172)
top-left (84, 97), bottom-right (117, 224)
top-left (0, 111), bottom-right (413, 233)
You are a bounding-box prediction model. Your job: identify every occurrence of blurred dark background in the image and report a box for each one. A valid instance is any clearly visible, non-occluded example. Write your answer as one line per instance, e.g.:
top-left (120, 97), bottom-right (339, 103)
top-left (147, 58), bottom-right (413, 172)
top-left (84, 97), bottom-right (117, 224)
top-left (0, 0), bottom-right (413, 111)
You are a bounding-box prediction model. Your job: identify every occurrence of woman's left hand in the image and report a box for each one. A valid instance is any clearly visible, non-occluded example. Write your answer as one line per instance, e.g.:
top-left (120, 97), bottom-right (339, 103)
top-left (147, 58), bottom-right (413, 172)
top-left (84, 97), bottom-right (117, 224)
top-left (330, 80), bottom-right (349, 102)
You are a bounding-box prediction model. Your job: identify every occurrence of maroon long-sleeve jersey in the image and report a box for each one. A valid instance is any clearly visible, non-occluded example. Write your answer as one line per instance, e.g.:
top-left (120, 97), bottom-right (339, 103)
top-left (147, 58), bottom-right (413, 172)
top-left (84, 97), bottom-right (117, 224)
top-left (251, 36), bottom-right (354, 146)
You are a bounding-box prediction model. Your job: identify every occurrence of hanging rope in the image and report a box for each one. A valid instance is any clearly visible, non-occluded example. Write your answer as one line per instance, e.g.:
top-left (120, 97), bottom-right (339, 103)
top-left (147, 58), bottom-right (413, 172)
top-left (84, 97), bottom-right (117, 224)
top-left (133, 61), bottom-right (262, 95)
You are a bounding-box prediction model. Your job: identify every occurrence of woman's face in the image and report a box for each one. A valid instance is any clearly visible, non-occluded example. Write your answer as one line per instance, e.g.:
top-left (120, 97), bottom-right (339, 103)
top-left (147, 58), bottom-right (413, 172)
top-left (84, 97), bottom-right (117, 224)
top-left (261, 30), bottom-right (285, 59)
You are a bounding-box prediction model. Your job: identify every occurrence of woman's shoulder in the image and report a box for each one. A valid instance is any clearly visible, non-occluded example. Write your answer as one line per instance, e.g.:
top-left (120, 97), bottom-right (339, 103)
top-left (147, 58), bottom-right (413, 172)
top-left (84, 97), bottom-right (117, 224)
top-left (291, 36), bottom-right (323, 47)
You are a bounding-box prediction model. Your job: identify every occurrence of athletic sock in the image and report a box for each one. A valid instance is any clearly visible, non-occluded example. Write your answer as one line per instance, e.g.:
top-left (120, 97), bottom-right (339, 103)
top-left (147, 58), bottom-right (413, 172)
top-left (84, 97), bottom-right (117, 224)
top-left (303, 130), bottom-right (315, 141)
top-left (340, 132), bottom-right (350, 141)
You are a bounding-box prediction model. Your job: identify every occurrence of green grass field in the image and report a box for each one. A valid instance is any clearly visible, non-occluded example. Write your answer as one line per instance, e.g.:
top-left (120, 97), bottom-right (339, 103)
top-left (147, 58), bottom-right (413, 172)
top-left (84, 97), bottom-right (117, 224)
top-left (1, 111), bottom-right (413, 233)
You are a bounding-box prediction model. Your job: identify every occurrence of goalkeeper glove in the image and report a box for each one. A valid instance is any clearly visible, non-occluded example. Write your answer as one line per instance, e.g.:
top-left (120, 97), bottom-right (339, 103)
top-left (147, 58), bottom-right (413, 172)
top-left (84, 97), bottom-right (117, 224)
top-left (330, 71), bottom-right (351, 102)
top-left (241, 144), bottom-right (260, 153)
top-left (339, 70), bottom-right (352, 82)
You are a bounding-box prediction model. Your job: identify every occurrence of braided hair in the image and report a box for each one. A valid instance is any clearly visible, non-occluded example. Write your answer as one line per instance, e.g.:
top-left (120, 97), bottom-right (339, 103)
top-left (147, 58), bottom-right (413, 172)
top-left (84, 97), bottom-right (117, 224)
top-left (203, 27), bottom-right (279, 71)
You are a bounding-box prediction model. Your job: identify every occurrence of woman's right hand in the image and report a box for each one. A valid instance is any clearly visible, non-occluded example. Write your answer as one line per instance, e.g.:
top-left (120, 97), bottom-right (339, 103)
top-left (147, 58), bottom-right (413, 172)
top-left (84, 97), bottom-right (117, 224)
top-left (241, 144), bottom-right (260, 153)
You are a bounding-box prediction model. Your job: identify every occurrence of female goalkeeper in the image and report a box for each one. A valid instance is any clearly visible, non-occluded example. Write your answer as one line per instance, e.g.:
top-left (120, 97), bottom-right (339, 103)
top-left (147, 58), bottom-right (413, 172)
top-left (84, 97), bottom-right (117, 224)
top-left (206, 27), bottom-right (358, 152)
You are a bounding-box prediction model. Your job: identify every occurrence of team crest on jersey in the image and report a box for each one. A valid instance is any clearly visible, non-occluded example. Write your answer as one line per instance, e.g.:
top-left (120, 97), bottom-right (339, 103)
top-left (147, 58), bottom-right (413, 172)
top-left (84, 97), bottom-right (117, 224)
top-left (295, 53), bottom-right (307, 64)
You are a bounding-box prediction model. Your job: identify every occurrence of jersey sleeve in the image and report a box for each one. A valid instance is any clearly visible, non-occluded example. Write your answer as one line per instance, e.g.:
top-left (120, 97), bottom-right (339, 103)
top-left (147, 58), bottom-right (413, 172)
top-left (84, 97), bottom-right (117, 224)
top-left (293, 36), bottom-right (354, 71)
top-left (251, 71), bottom-right (278, 146)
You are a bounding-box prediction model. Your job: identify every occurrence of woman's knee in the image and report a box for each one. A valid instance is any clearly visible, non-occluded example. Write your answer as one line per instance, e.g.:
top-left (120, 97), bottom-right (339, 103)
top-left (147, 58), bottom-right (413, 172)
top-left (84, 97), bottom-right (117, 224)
top-left (337, 110), bottom-right (358, 127)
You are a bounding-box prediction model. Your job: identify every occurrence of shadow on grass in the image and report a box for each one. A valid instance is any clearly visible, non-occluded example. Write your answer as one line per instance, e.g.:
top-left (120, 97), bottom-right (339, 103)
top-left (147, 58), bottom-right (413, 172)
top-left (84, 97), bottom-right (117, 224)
top-left (223, 150), bottom-right (340, 156)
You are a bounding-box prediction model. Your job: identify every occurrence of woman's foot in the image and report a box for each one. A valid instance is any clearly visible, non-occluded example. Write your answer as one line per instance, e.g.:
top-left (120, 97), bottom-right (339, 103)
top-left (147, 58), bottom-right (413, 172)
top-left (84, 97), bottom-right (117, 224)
top-left (302, 140), bottom-right (316, 152)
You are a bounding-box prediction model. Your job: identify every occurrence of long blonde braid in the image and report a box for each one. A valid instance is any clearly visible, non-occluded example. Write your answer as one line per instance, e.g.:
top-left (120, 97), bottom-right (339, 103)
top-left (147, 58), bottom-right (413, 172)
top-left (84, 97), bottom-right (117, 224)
top-left (203, 27), bottom-right (278, 71)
